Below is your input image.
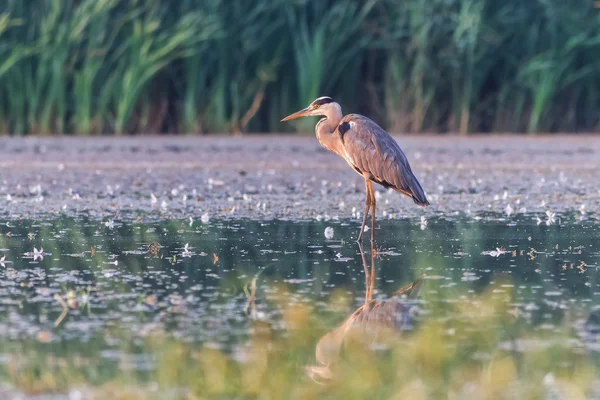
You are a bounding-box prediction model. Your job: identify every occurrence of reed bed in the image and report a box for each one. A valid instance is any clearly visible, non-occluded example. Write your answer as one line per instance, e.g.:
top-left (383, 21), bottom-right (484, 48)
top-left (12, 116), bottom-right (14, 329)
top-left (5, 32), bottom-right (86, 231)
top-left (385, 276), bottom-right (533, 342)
top-left (0, 0), bottom-right (599, 135)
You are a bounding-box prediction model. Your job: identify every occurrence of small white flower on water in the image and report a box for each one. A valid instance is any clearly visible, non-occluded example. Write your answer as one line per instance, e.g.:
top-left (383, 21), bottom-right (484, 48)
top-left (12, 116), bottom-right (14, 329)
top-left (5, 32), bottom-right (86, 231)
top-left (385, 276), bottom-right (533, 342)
top-left (502, 191), bottom-right (508, 200)
top-left (336, 252), bottom-right (342, 258)
top-left (324, 227), bottom-right (334, 239)
top-left (171, 188), bottom-right (179, 197)
top-left (230, 207), bottom-right (236, 214)
top-left (482, 248), bottom-right (507, 257)
top-left (363, 226), bottom-right (370, 232)
top-left (315, 215), bottom-right (323, 222)
top-left (105, 219), bottom-right (115, 229)
top-left (0, 255), bottom-right (5, 267)
top-left (6, 194), bottom-right (11, 201)
top-left (182, 194), bottom-right (187, 203)
top-left (420, 216), bottom-right (427, 230)
top-left (339, 201), bottom-right (345, 210)
top-left (161, 200), bottom-right (168, 211)
top-left (201, 213), bottom-right (210, 224)
top-left (545, 210), bottom-right (556, 225)
top-left (33, 247), bottom-right (44, 262)
top-left (539, 200), bottom-right (546, 207)
top-left (182, 243), bottom-right (192, 258)
top-left (579, 204), bottom-right (586, 214)
top-left (151, 193), bottom-right (158, 204)
top-left (536, 216), bottom-right (542, 225)
top-left (189, 216), bottom-right (194, 227)
top-left (505, 204), bottom-right (513, 217)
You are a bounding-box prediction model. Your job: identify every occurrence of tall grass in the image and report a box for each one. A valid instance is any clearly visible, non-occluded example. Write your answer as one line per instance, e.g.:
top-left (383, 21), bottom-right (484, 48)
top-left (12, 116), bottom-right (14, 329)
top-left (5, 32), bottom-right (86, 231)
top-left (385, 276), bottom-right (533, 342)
top-left (0, 0), bottom-right (599, 135)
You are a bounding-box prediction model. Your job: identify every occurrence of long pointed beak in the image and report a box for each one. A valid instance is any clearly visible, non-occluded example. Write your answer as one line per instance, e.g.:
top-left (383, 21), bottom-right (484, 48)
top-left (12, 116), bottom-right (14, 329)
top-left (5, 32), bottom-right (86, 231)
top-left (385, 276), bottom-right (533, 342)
top-left (281, 107), bottom-right (310, 122)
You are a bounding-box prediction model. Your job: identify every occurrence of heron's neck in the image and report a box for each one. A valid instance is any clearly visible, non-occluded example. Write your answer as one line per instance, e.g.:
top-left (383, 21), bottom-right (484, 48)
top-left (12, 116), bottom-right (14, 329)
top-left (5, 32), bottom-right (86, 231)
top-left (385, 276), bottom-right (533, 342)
top-left (316, 109), bottom-right (343, 153)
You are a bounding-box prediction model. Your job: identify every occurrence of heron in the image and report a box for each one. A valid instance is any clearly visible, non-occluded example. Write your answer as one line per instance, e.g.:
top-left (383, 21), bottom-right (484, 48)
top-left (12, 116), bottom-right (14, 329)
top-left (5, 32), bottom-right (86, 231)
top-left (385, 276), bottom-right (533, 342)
top-left (281, 96), bottom-right (429, 243)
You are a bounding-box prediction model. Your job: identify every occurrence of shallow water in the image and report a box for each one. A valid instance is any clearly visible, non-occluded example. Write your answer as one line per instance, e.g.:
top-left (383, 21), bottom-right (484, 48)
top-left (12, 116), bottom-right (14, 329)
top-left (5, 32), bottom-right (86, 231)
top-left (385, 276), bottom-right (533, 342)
top-left (0, 213), bottom-right (599, 397)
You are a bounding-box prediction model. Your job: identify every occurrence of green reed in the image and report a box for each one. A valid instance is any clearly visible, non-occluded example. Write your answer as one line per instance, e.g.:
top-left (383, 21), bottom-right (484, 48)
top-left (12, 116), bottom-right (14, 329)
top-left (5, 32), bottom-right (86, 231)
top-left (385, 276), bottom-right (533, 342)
top-left (0, 0), bottom-right (599, 135)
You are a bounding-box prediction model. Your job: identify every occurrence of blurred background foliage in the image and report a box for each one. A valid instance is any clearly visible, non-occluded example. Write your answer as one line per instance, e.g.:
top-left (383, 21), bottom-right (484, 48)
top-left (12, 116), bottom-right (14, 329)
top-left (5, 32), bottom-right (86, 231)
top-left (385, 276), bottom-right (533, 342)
top-left (0, 0), bottom-right (599, 135)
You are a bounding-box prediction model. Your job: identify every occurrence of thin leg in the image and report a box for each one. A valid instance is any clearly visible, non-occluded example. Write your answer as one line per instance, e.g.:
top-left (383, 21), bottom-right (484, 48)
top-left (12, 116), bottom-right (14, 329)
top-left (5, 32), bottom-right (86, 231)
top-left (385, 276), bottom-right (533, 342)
top-left (358, 240), bottom-right (376, 304)
top-left (357, 179), bottom-right (372, 242)
top-left (370, 183), bottom-right (376, 245)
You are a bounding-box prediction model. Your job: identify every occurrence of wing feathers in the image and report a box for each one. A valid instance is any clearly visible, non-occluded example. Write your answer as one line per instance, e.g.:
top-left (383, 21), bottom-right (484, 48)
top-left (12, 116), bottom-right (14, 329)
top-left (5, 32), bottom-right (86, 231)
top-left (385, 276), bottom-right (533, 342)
top-left (337, 115), bottom-right (429, 206)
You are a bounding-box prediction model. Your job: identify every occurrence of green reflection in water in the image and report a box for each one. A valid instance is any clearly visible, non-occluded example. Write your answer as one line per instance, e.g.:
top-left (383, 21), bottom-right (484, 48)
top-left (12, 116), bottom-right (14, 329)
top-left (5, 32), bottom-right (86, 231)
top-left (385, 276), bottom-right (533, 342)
top-left (0, 214), bottom-right (598, 397)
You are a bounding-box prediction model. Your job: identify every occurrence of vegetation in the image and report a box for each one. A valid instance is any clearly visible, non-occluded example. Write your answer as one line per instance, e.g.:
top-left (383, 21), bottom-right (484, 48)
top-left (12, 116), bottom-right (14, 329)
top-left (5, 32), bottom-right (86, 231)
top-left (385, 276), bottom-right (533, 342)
top-left (0, 0), bottom-right (599, 135)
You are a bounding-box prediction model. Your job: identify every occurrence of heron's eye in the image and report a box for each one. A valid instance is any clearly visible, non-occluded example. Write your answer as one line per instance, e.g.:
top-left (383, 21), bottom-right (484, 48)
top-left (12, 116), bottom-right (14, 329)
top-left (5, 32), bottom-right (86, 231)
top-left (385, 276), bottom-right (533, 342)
top-left (313, 105), bottom-right (320, 109)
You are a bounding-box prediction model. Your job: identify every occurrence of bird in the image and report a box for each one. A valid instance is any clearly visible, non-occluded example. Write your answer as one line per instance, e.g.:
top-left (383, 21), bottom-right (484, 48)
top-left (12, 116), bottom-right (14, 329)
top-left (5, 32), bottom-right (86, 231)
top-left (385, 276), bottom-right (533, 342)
top-left (281, 96), bottom-right (429, 243)
top-left (306, 241), bottom-right (425, 383)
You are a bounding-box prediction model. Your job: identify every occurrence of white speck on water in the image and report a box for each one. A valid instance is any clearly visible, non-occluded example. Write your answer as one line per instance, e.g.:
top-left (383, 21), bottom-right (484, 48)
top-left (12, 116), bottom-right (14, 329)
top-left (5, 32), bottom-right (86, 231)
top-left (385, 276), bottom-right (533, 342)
top-left (0, 255), bottom-right (5, 268)
top-left (160, 200), bottom-right (168, 211)
top-left (339, 201), bottom-right (345, 210)
top-left (151, 193), bottom-right (158, 204)
top-left (267, 184), bottom-right (273, 192)
top-left (502, 191), bottom-right (508, 200)
top-left (316, 215), bottom-right (323, 221)
top-left (182, 194), bottom-right (187, 203)
top-left (482, 248), bottom-right (507, 257)
top-left (363, 226), bottom-right (370, 232)
top-left (420, 216), bottom-right (427, 230)
top-left (539, 200), bottom-right (546, 207)
top-left (171, 188), bottom-right (179, 196)
top-left (545, 210), bottom-right (556, 225)
top-left (201, 213), bottom-right (210, 224)
top-left (57, 163), bottom-right (65, 171)
top-left (505, 204), bottom-right (513, 217)
top-left (324, 227), bottom-right (334, 239)
top-left (105, 220), bottom-right (115, 229)
top-left (33, 247), bottom-right (44, 262)
top-left (580, 204), bottom-right (586, 214)
top-left (189, 216), bottom-right (194, 227)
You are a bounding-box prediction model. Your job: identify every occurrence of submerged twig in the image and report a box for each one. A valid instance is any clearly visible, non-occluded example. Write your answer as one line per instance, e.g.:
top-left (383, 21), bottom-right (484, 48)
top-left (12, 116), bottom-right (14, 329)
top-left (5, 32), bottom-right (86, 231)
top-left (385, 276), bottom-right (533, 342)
top-left (54, 293), bottom-right (69, 327)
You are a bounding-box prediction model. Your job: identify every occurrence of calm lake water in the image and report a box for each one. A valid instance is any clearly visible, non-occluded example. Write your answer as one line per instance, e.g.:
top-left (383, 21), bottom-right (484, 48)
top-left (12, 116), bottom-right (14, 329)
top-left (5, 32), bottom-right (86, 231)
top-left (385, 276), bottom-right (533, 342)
top-left (0, 214), bottom-right (599, 397)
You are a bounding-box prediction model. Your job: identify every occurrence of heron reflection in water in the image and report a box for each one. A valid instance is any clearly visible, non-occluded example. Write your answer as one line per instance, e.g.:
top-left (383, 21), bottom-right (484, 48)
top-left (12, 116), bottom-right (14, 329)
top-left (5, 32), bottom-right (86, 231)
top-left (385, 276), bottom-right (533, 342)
top-left (306, 242), bottom-right (425, 382)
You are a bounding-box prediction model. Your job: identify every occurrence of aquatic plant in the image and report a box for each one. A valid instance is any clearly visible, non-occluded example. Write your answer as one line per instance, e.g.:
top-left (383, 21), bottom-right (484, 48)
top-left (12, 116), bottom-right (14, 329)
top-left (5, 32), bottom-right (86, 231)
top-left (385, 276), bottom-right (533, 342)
top-left (1, 0), bottom-right (599, 135)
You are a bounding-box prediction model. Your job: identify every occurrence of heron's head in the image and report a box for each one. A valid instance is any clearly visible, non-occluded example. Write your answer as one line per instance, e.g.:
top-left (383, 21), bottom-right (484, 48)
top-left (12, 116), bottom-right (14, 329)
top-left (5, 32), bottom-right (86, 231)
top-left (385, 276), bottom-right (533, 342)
top-left (281, 97), bottom-right (340, 121)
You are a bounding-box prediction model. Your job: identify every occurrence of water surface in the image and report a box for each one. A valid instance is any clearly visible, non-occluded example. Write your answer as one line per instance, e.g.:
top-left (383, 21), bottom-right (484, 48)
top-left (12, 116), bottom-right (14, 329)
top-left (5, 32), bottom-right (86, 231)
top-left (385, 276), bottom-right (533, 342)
top-left (0, 214), bottom-right (598, 397)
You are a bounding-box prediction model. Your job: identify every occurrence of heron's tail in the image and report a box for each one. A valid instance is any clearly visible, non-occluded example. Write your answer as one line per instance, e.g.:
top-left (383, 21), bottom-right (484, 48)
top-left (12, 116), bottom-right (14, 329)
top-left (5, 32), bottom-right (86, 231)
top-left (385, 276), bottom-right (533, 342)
top-left (409, 175), bottom-right (429, 207)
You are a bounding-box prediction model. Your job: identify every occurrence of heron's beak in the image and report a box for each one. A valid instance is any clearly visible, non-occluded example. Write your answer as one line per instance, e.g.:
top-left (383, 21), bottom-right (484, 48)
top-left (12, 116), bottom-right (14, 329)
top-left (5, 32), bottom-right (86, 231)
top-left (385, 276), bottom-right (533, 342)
top-left (281, 107), bottom-right (311, 122)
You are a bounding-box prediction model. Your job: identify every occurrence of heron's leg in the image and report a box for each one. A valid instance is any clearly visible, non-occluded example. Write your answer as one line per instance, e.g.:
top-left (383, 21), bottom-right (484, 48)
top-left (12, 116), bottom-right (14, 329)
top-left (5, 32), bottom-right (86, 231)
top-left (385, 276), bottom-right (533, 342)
top-left (357, 179), bottom-right (372, 242)
top-left (370, 183), bottom-right (376, 245)
top-left (357, 241), bottom-right (370, 304)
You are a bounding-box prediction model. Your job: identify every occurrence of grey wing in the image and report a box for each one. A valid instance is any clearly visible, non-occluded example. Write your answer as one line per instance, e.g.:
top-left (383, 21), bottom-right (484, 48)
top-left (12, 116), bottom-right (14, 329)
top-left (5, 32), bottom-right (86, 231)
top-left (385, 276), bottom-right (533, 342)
top-left (338, 115), bottom-right (429, 206)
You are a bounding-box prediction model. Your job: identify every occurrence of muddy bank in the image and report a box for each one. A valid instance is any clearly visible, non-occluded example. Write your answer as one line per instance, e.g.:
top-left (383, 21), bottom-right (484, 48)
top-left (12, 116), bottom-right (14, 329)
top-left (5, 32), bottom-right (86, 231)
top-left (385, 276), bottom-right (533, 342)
top-left (0, 135), bottom-right (598, 221)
